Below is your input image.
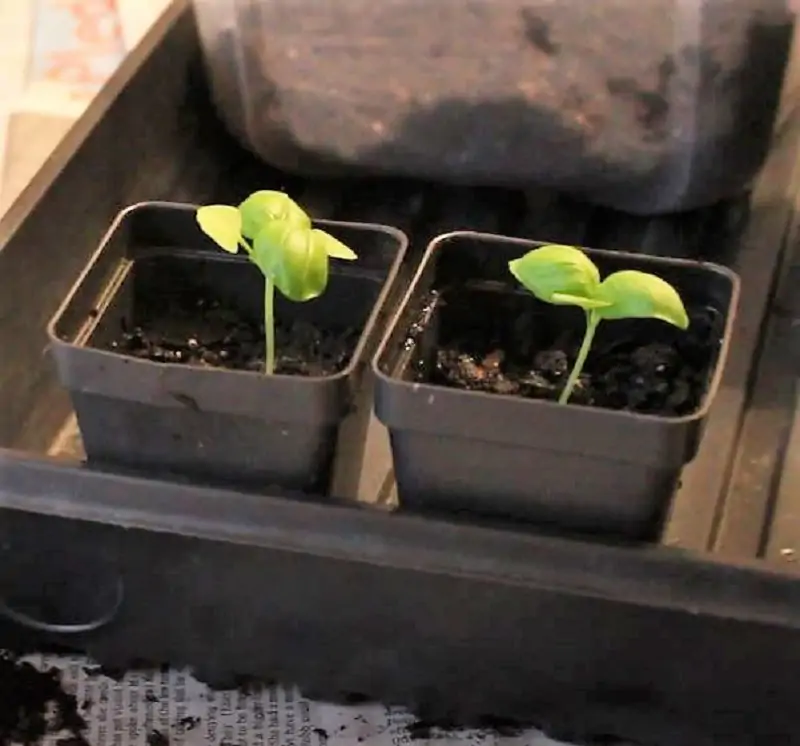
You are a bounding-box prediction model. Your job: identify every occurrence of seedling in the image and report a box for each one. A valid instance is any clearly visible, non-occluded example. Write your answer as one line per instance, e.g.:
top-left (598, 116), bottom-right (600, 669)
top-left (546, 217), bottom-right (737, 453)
top-left (195, 190), bottom-right (357, 374)
top-left (508, 244), bottom-right (689, 405)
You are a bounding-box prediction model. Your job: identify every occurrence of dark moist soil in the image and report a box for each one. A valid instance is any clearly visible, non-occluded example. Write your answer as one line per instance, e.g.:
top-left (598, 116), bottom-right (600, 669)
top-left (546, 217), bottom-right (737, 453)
top-left (405, 715), bottom-right (528, 740)
top-left (106, 295), bottom-right (360, 377)
top-left (0, 651), bottom-right (88, 746)
top-left (413, 286), bottom-right (722, 417)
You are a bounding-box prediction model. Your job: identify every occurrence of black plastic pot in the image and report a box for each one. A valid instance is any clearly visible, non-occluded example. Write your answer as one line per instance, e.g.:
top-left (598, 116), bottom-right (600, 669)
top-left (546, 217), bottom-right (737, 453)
top-left (374, 231), bottom-right (739, 539)
top-left (47, 202), bottom-right (407, 496)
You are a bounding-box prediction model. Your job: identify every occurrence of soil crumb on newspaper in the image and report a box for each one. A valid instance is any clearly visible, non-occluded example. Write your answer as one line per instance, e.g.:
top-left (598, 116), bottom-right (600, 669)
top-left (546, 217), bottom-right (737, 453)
top-left (405, 715), bottom-right (528, 740)
top-left (404, 716), bottom-right (637, 743)
top-left (0, 651), bottom-right (88, 746)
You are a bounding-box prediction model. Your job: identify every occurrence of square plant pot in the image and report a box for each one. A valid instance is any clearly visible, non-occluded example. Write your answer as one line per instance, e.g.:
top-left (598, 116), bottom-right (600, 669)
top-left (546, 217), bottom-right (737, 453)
top-left (47, 202), bottom-right (407, 496)
top-left (373, 231), bottom-right (739, 540)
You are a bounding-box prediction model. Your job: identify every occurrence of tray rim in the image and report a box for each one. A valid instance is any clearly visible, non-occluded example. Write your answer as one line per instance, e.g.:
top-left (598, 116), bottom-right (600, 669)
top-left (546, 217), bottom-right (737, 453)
top-left (1, 0), bottom-right (800, 634)
top-left (1, 450), bottom-right (800, 624)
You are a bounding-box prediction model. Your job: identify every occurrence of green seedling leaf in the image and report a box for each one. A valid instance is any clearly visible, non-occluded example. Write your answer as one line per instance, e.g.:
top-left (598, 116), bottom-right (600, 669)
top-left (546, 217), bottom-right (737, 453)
top-left (595, 270), bottom-right (689, 329)
top-left (508, 244), bottom-right (601, 309)
top-left (550, 292), bottom-right (611, 309)
top-left (253, 220), bottom-right (329, 302)
top-left (197, 189), bottom-right (359, 375)
top-left (507, 243), bottom-right (690, 405)
top-left (312, 228), bottom-right (358, 260)
top-left (196, 205), bottom-right (242, 253)
top-left (239, 190), bottom-right (311, 240)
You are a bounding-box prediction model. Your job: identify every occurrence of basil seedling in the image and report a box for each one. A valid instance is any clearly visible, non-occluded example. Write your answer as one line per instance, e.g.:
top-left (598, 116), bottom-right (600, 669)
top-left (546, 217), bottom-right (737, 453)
top-left (196, 190), bottom-right (357, 374)
top-left (509, 244), bottom-right (689, 405)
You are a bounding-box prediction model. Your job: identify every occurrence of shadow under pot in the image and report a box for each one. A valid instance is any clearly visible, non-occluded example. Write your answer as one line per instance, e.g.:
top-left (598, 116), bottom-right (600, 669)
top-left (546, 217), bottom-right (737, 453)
top-left (373, 231), bottom-right (740, 540)
top-left (47, 202), bottom-right (407, 497)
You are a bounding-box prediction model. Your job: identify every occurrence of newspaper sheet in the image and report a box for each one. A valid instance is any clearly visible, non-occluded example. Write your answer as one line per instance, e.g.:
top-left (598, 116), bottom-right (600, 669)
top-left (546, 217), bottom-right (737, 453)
top-left (22, 653), bottom-right (571, 746)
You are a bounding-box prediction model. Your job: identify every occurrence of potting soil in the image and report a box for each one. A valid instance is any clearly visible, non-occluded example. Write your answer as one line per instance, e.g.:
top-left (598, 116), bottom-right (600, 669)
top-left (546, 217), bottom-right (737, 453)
top-left (107, 294), bottom-right (359, 377)
top-left (416, 287), bottom-right (722, 416)
top-left (0, 652), bottom-right (88, 745)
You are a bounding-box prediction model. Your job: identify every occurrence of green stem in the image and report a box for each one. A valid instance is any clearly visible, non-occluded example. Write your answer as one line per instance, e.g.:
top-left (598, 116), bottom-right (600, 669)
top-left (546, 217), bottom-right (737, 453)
top-left (264, 277), bottom-right (275, 375)
top-left (558, 311), bottom-right (600, 405)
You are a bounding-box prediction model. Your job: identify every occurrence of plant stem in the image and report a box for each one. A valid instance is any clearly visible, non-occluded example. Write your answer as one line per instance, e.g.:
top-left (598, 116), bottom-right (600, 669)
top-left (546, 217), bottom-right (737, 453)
top-left (558, 311), bottom-right (600, 405)
top-left (264, 277), bottom-right (275, 375)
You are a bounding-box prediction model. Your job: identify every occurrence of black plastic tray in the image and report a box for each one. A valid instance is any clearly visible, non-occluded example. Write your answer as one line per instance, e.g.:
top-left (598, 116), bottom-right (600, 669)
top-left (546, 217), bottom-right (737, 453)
top-left (3, 4), bottom-right (800, 744)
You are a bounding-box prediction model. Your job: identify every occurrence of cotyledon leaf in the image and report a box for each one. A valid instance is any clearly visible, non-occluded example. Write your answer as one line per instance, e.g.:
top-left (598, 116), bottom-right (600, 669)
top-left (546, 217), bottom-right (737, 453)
top-left (312, 229), bottom-right (358, 260)
top-left (252, 220), bottom-right (329, 302)
top-left (551, 293), bottom-right (612, 310)
top-left (239, 190), bottom-right (311, 240)
top-left (509, 245), bottom-right (601, 305)
top-left (594, 270), bottom-right (689, 328)
top-left (195, 205), bottom-right (242, 253)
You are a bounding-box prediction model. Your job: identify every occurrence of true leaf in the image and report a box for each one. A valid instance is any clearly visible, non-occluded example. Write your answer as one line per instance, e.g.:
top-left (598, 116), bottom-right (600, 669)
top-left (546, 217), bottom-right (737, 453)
top-left (239, 190), bottom-right (311, 240)
top-left (196, 205), bottom-right (242, 253)
top-left (594, 270), bottom-right (689, 328)
top-left (508, 245), bottom-right (601, 306)
top-left (252, 220), bottom-right (328, 302)
top-left (312, 228), bottom-right (358, 260)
